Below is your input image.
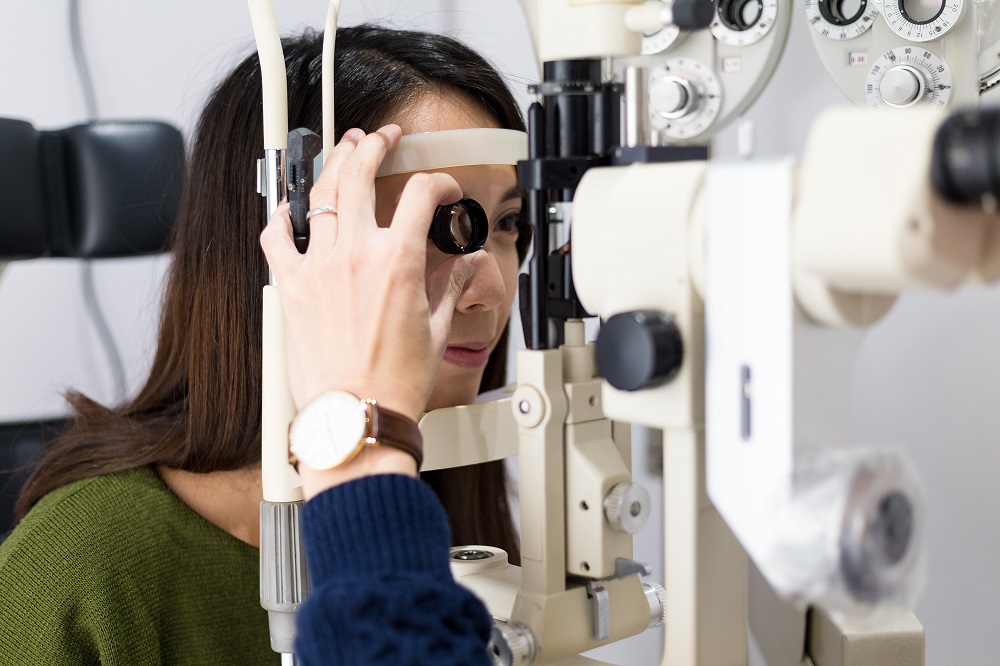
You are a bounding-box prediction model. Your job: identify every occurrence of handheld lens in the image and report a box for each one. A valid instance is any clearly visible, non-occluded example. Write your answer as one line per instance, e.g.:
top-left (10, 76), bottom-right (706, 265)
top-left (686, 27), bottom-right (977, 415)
top-left (429, 198), bottom-right (488, 254)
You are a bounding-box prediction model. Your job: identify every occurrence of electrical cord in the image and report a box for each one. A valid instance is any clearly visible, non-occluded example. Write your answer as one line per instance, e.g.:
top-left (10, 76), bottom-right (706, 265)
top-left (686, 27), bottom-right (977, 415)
top-left (69, 0), bottom-right (128, 405)
top-left (69, 0), bottom-right (99, 120)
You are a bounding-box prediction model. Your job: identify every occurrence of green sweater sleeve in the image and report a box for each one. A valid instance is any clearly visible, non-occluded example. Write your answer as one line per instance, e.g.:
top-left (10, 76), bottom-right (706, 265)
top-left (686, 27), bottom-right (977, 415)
top-left (0, 524), bottom-right (102, 664)
top-left (0, 466), bottom-right (273, 666)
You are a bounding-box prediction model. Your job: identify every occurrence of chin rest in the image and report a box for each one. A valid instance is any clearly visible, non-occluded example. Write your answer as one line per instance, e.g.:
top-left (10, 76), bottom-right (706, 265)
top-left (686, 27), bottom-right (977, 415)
top-left (1, 118), bottom-right (185, 260)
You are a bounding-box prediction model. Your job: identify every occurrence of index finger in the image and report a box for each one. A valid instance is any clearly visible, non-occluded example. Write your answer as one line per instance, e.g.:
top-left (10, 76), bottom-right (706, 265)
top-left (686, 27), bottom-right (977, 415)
top-left (391, 172), bottom-right (464, 253)
top-left (310, 128), bottom-right (364, 206)
top-left (335, 125), bottom-right (402, 237)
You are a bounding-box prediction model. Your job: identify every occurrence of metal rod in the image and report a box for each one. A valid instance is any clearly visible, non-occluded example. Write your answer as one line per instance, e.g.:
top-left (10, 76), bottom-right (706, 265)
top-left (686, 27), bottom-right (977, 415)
top-left (625, 67), bottom-right (647, 148)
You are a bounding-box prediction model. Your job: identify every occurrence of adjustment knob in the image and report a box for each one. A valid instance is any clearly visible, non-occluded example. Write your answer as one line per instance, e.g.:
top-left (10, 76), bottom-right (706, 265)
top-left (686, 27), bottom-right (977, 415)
top-left (879, 65), bottom-right (926, 108)
top-left (642, 581), bottom-right (667, 628)
top-left (489, 621), bottom-right (538, 666)
top-left (596, 310), bottom-right (684, 391)
top-left (650, 75), bottom-right (699, 119)
top-left (604, 482), bottom-right (652, 533)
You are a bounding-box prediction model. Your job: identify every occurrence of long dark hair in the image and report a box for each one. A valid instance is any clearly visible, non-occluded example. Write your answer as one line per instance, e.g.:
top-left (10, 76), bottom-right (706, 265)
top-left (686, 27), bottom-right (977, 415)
top-left (16, 26), bottom-right (529, 562)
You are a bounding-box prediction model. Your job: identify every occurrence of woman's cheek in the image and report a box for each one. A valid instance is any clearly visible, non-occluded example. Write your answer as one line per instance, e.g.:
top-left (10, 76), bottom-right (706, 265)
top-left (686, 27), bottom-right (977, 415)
top-left (498, 246), bottom-right (520, 297)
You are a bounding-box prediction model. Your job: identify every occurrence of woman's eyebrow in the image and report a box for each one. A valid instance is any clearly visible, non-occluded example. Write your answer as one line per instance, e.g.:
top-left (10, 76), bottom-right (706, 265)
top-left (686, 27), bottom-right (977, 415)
top-left (500, 185), bottom-right (524, 203)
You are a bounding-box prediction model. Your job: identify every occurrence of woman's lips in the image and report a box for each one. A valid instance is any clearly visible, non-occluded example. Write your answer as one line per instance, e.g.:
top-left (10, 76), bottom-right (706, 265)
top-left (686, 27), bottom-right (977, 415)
top-left (443, 345), bottom-right (490, 368)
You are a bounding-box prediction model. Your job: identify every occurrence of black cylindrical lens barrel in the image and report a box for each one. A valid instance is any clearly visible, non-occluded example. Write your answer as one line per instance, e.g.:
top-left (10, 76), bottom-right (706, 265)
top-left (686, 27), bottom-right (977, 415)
top-left (429, 198), bottom-right (488, 254)
top-left (543, 60), bottom-right (603, 202)
top-left (931, 107), bottom-right (1000, 205)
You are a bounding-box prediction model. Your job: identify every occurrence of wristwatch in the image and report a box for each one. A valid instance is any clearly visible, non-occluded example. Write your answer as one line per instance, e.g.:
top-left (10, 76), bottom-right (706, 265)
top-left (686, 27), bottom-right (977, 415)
top-left (288, 391), bottom-right (423, 471)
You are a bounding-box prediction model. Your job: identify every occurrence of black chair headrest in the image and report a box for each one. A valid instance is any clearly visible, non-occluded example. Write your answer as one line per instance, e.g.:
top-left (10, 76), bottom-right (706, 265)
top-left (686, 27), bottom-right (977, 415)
top-left (1, 119), bottom-right (185, 260)
top-left (0, 419), bottom-right (65, 540)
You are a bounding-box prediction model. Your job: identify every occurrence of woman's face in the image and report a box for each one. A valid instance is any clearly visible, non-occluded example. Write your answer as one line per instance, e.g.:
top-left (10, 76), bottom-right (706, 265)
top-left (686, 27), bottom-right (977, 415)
top-left (374, 93), bottom-right (522, 410)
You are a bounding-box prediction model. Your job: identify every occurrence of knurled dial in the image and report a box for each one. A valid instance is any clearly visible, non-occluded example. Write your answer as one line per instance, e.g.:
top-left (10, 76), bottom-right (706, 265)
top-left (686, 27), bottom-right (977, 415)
top-left (604, 482), bottom-right (652, 533)
top-left (880, 65), bottom-right (925, 107)
top-left (642, 582), bottom-right (667, 628)
top-left (648, 58), bottom-right (722, 140)
top-left (865, 47), bottom-right (952, 109)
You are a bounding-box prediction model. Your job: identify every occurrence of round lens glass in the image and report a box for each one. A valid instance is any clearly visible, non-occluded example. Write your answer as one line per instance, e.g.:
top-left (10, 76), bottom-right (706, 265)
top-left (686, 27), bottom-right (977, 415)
top-left (450, 205), bottom-right (473, 249)
top-left (721, 0), bottom-right (764, 30)
top-left (901, 0), bottom-right (944, 24)
top-left (828, 0), bottom-right (864, 23)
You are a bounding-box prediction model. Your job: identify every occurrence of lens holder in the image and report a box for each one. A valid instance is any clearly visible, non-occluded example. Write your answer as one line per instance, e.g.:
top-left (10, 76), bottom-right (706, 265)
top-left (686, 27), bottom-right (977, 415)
top-left (429, 198), bottom-right (489, 254)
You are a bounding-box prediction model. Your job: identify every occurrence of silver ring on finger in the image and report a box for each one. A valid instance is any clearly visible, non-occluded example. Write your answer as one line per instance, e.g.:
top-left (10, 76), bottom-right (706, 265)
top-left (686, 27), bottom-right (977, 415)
top-left (306, 205), bottom-right (338, 220)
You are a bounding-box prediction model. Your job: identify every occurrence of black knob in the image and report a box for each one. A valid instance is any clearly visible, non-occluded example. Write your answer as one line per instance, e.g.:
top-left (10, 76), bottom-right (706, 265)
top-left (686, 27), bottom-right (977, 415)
top-left (596, 311), bottom-right (684, 392)
top-left (673, 0), bottom-right (717, 31)
top-left (931, 106), bottom-right (1000, 205)
top-left (840, 489), bottom-right (916, 604)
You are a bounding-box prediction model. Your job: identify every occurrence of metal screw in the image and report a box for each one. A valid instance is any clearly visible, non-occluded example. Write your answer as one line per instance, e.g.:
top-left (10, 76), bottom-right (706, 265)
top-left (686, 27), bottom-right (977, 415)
top-left (452, 549), bottom-right (494, 561)
top-left (518, 400), bottom-right (531, 414)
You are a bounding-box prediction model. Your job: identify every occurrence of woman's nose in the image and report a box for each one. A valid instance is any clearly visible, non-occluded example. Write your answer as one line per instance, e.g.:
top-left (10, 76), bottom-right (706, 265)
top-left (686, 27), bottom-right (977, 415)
top-left (456, 249), bottom-right (506, 312)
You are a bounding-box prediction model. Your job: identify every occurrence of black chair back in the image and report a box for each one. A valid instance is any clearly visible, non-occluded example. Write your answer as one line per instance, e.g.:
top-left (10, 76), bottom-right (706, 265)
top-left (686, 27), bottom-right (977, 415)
top-left (0, 117), bottom-right (184, 541)
top-left (0, 118), bottom-right (184, 259)
top-left (0, 419), bottom-right (65, 541)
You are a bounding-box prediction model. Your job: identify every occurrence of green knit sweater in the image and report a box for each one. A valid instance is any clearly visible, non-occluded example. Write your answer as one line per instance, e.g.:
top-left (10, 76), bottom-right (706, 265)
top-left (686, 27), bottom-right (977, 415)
top-left (0, 466), bottom-right (274, 665)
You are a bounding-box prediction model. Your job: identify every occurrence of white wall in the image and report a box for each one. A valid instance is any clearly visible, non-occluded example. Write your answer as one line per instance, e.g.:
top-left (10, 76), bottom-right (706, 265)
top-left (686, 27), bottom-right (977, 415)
top-left (1, 1), bottom-right (997, 664)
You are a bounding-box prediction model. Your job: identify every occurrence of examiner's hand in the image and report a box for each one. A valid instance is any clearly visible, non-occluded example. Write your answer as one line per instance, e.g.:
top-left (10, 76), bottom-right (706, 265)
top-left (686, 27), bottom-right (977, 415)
top-left (260, 125), bottom-right (483, 423)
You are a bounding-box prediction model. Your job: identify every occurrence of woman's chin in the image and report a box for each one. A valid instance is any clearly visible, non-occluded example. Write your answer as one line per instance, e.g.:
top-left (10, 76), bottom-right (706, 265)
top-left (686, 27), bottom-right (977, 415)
top-left (426, 366), bottom-right (485, 412)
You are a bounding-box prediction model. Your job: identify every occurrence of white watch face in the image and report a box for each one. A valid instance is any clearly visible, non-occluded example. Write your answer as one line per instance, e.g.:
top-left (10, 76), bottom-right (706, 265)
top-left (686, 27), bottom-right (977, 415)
top-left (290, 391), bottom-right (367, 469)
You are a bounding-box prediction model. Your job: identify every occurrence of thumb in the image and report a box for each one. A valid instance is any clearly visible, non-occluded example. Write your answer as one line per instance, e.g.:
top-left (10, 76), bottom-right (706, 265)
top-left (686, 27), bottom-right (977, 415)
top-left (427, 251), bottom-right (484, 349)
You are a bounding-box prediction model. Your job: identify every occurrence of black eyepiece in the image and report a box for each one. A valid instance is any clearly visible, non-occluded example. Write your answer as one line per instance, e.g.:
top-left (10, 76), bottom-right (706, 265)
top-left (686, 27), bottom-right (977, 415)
top-left (429, 198), bottom-right (488, 254)
top-left (931, 107), bottom-right (1000, 205)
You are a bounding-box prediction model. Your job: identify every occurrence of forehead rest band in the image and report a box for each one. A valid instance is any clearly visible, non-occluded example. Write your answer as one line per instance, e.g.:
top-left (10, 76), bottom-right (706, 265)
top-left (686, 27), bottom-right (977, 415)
top-left (375, 128), bottom-right (527, 177)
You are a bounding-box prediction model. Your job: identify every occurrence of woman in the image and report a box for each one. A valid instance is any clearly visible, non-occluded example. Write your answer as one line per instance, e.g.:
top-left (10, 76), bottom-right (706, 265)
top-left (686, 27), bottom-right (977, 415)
top-left (0, 26), bottom-right (529, 664)
top-left (272, 125), bottom-right (506, 664)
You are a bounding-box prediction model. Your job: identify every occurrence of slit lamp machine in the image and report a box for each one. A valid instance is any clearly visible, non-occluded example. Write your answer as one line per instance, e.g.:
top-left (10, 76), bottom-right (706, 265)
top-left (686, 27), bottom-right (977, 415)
top-left (248, 1), bottom-right (1000, 664)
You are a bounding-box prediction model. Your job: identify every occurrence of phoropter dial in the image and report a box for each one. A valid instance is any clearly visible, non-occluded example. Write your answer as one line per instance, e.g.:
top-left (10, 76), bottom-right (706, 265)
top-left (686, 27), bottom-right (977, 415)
top-left (805, 0), bottom-right (879, 41)
top-left (641, 0), bottom-right (682, 54)
top-left (865, 47), bottom-right (952, 109)
top-left (709, 0), bottom-right (778, 46)
top-left (642, 24), bottom-right (681, 55)
top-left (648, 58), bottom-right (722, 140)
top-left (883, 0), bottom-right (964, 43)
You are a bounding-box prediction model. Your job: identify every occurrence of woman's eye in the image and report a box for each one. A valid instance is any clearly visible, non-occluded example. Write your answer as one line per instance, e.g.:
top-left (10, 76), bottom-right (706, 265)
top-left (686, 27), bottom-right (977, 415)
top-left (493, 212), bottom-right (522, 237)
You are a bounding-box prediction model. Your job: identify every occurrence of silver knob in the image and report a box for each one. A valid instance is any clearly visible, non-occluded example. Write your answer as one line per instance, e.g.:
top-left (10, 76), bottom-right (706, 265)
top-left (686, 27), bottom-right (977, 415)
top-left (488, 621), bottom-right (538, 666)
top-left (604, 482), bottom-right (651, 533)
top-left (642, 581), bottom-right (667, 628)
top-left (650, 75), bottom-right (699, 119)
top-left (879, 65), bottom-right (926, 108)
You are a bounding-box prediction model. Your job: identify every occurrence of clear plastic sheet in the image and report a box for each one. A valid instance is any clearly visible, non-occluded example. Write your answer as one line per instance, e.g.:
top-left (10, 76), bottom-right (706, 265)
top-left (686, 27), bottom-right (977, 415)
top-left (756, 449), bottom-right (926, 622)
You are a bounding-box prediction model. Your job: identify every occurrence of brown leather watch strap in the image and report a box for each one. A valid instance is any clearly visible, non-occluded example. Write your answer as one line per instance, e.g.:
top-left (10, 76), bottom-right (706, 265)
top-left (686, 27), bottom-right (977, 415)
top-left (366, 399), bottom-right (423, 470)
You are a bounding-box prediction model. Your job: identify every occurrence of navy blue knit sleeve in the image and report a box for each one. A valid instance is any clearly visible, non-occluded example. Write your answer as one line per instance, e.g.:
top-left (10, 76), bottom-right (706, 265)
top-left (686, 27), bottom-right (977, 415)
top-left (295, 474), bottom-right (493, 665)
